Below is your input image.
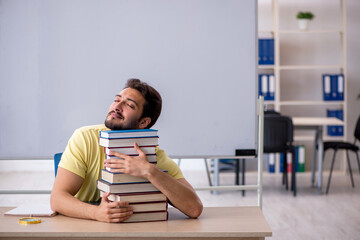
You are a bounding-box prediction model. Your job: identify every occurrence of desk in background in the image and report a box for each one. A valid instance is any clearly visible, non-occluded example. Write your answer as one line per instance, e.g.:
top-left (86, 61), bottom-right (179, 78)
top-left (0, 206), bottom-right (271, 240)
top-left (292, 117), bottom-right (344, 194)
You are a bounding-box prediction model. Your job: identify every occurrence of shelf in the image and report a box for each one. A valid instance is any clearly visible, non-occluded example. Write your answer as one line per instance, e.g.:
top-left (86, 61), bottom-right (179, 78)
top-left (279, 65), bottom-right (343, 70)
top-left (258, 65), bottom-right (275, 69)
top-left (279, 30), bottom-right (342, 34)
top-left (294, 135), bottom-right (345, 142)
top-left (279, 101), bottom-right (344, 106)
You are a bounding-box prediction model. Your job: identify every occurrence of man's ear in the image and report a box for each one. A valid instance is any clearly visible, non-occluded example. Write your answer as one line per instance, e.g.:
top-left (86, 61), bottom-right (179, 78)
top-left (139, 117), bottom-right (151, 129)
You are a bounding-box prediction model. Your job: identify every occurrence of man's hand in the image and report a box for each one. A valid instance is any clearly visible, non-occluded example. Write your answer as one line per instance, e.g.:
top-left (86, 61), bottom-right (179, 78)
top-left (95, 192), bottom-right (133, 223)
top-left (105, 143), bottom-right (153, 178)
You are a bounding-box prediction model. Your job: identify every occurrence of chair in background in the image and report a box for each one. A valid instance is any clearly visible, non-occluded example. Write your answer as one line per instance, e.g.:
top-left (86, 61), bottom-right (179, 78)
top-left (54, 153), bottom-right (63, 177)
top-left (323, 115), bottom-right (360, 194)
top-left (264, 114), bottom-right (296, 196)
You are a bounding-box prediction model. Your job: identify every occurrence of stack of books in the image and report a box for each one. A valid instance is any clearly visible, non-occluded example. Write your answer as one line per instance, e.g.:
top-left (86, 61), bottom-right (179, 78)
top-left (97, 129), bottom-right (168, 223)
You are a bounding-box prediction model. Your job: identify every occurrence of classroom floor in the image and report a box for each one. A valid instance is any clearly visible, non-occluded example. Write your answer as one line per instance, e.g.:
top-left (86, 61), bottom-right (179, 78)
top-left (0, 169), bottom-right (359, 240)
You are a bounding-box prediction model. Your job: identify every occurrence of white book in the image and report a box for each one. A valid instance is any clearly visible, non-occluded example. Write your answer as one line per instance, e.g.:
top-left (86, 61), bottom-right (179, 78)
top-left (4, 203), bottom-right (57, 217)
top-left (105, 146), bottom-right (156, 155)
top-left (97, 180), bottom-right (159, 194)
top-left (100, 191), bottom-right (167, 203)
top-left (106, 154), bottom-right (157, 163)
top-left (100, 129), bottom-right (158, 139)
top-left (99, 137), bottom-right (159, 148)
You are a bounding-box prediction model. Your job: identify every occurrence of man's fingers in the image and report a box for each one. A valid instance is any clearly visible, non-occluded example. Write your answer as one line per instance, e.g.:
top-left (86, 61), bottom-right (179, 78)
top-left (107, 200), bottom-right (130, 209)
top-left (109, 151), bottom-right (127, 158)
top-left (101, 192), bottom-right (110, 203)
top-left (105, 159), bottom-right (126, 169)
top-left (109, 214), bottom-right (133, 223)
top-left (134, 143), bottom-right (145, 157)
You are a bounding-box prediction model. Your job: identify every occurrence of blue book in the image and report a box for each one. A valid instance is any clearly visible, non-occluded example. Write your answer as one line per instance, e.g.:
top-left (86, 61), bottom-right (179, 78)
top-left (322, 74), bottom-right (331, 101)
top-left (100, 129), bottom-right (158, 139)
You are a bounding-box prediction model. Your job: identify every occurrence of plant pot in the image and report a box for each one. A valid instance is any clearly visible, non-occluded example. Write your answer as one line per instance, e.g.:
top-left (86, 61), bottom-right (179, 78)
top-left (297, 19), bottom-right (310, 31)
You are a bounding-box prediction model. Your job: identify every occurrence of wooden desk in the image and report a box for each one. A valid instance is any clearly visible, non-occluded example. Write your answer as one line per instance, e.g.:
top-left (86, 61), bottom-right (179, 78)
top-left (292, 117), bottom-right (344, 193)
top-left (0, 206), bottom-right (271, 240)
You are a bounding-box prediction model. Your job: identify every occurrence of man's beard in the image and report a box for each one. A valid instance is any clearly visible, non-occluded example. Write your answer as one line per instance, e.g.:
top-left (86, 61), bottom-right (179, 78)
top-left (104, 113), bottom-right (140, 130)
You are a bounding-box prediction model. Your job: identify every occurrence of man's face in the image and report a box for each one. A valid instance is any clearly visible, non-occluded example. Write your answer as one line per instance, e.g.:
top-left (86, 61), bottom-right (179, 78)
top-left (104, 87), bottom-right (146, 130)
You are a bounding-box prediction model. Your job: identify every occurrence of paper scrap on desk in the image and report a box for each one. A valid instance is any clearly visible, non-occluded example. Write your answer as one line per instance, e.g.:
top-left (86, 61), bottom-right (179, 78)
top-left (4, 203), bottom-right (57, 217)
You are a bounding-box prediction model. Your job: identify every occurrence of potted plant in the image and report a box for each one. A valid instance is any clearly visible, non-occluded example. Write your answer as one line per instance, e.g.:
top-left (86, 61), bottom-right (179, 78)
top-left (296, 12), bottom-right (315, 31)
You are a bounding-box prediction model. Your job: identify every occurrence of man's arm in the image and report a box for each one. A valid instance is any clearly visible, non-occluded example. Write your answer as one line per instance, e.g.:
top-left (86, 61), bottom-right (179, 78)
top-left (106, 143), bottom-right (203, 218)
top-left (50, 167), bottom-right (133, 222)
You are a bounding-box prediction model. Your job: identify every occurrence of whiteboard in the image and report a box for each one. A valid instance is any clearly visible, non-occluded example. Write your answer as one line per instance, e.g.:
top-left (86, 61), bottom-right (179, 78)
top-left (0, 0), bottom-right (257, 159)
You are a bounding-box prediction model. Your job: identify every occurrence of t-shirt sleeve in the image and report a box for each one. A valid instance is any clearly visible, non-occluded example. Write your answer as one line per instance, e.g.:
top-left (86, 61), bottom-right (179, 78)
top-left (155, 147), bottom-right (184, 180)
top-left (58, 129), bottom-right (88, 179)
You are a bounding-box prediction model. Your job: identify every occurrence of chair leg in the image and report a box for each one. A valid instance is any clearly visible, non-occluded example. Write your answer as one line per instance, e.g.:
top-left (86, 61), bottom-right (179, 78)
top-left (291, 148), bottom-right (296, 197)
top-left (241, 159), bottom-right (246, 197)
top-left (356, 151), bottom-right (360, 176)
top-left (204, 159), bottom-right (213, 187)
top-left (326, 149), bottom-right (337, 194)
top-left (346, 150), bottom-right (355, 188)
top-left (235, 159), bottom-right (239, 185)
top-left (284, 152), bottom-right (288, 190)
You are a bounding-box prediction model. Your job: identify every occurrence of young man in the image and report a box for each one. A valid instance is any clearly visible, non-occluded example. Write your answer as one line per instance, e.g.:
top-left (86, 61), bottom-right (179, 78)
top-left (51, 79), bottom-right (203, 223)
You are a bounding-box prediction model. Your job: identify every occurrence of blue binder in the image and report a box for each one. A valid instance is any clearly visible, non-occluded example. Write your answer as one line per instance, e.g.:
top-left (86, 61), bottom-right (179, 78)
top-left (268, 74), bottom-right (275, 101)
top-left (336, 109), bottom-right (344, 136)
top-left (322, 74), bottom-right (331, 101)
top-left (327, 109), bottom-right (338, 136)
top-left (258, 39), bottom-right (264, 65)
top-left (268, 39), bottom-right (274, 65)
top-left (268, 154), bottom-right (275, 173)
top-left (336, 74), bottom-right (344, 101)
top-left (258, 38), bottom-right (274, 65)
top-left (330, 75), bottom-right (338, 101)
top-left (258, 74), bottom-right (269, 100)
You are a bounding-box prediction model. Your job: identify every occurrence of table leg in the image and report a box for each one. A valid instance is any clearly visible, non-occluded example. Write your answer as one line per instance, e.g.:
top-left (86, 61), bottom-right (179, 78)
top-left (213, 159), bottom-right (219, 195)
top-left (241, 159), bottom-right (246, 196)
top-left (311, 129), bottom-right (318, 187)
top-left (317, 127), bottom-right (324, 194)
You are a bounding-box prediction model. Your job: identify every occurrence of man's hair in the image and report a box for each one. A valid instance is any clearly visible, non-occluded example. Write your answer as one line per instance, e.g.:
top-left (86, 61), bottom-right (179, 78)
top-left (125, 78), bottom-right (162, 129)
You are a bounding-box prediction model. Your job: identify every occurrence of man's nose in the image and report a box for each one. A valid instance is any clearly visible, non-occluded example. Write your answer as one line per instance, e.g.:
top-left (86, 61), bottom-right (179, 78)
top-left (114, 100), bottom-right (124, 111)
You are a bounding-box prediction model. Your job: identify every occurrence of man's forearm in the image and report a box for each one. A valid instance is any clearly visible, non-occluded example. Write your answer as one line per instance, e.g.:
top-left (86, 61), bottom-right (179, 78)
top-left (146, 166), bottom-right (203, 218)
top-left (51, 191), bottom-right (97, 220)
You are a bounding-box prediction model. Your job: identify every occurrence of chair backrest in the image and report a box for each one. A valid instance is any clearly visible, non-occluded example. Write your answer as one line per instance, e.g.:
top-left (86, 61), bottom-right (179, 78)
top-left (354, 115), bottom-right (360, 143)
top-left (54, 153), bottom-right (63, 177)
top-left (264, 110), bottom-right (281, 116)
top-left (264, 114), bottom-right (293, 153)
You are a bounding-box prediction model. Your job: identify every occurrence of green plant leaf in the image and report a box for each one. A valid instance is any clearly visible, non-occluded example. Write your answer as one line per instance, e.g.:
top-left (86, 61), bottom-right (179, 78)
top-left (296, 11), bottom-right (314, 20)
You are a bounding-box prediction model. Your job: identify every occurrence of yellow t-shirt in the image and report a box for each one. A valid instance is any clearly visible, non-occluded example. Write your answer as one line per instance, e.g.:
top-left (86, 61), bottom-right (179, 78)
top-left (59, 124), bottom-right (184, 202)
